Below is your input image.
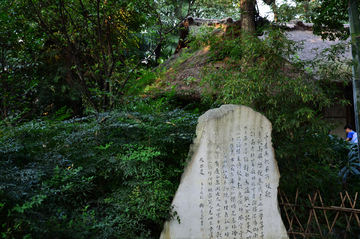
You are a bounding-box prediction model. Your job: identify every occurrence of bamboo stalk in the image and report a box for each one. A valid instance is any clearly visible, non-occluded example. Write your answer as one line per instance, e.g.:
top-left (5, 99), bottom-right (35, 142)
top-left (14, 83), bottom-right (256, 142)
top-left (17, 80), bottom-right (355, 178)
top-left (282, 190), bottom-right (304, 232)
top-left (318, 190), bottom-right (331, 231)
top-left (305, 194), bottom-right (315, 234)
top-left (330, 192), bottom-right (347, 233)
top-left (280, 190), bottom-right (293, 231)
top-left (279, 190), bottom-right (360, 235)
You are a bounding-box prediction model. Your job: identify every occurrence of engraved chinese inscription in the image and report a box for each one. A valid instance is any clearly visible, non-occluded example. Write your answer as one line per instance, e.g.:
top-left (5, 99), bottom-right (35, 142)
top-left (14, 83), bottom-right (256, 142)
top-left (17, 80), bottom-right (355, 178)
top-left (198, 126), bottom-right (272, 238)
top-left (160, 105), bottom-right (288, 239)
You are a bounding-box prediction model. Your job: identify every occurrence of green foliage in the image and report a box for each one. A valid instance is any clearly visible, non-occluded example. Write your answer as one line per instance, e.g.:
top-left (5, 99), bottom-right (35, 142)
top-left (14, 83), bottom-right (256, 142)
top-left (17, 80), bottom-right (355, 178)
top-left (1, 0), bottom-right (359, 237)
top-left (0, 0), bottom-right (257, 121)
top-left (0, 0), bottom-right (45, 122)
top-left (0, 0), bottom-right (203, 118)
top-left (194, 0), bottom-right (241, 19)
top-left (142, 0), bottom-right (197, 65)
top-left (194, 27), bottom-right (351, 133)
top-left (122, 69), bottom-right (158, 96)
top-left (339, 142), bottom-right (360, 188)
top-left (278, 133), bottom-right (360, 238)
top-left (274, 2), bottom-right (301, 23)
top-left (191, 25), bottom-right (351, 152)
top-left (20, 0), bottom-right (155, 111)
top-left (312, 0), bottom-right (350, 40)
top-left (274, 0), bottom-right (322, 23)
top-left (0, 98), bottom-right (200, 238)
top-left (277, 132), bottom-right (348, 195)
top-left (272, 0), bottom-right (351, 40)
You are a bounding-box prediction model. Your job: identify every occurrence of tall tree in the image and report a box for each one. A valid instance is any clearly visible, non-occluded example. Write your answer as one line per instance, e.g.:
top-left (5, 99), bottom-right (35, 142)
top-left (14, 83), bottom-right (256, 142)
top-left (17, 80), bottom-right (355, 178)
top-left (16, 0), bottom-right (196, 113)
top-left (21, 0), bottom-right (155, 112)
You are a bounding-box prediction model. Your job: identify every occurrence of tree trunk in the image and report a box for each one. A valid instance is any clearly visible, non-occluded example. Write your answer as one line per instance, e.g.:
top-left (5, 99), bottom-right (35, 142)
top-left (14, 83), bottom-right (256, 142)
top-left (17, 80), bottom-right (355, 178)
top-left (348, 0), bottom-right (360, 162)
top-left (240, 0), bottom-right (257, 72)
top-left (240, 0), bottom-right (256, 32)
top-left (272, 0), bottom-right (278, 22)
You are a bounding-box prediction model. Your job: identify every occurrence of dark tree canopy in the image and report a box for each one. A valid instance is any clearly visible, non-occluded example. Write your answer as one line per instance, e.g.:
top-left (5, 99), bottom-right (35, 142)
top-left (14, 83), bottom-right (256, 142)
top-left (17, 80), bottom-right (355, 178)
top-left (312, 0), bottom-right (350, 40)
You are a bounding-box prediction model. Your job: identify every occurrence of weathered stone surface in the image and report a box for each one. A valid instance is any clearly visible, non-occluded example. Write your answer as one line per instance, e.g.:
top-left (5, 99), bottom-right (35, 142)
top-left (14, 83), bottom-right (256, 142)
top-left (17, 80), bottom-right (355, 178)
top-left (160, 105), bottom-right (288, 239)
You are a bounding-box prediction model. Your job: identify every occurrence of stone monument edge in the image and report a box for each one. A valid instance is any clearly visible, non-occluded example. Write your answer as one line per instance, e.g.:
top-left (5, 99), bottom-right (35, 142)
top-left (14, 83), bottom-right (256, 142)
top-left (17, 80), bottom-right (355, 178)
top-left (160, 104), bottom-right (288, 239)
top-left (184, 104), bottom-right (273, 181)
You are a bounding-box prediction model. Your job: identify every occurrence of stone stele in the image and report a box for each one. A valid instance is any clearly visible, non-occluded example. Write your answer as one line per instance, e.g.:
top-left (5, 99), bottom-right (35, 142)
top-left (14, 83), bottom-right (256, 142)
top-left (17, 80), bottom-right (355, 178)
top-left (160, 104), bottom-right (288, 239)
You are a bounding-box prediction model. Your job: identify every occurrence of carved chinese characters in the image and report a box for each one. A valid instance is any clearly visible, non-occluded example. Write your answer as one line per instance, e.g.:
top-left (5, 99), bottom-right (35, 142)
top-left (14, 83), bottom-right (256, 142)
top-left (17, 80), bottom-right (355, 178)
top-left (160, 105), bottom-right (288, 239)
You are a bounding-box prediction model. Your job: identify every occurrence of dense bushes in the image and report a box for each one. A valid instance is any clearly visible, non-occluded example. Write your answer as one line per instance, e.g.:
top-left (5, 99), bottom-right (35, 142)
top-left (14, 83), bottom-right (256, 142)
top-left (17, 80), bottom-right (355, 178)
top-left (2, 25), bottom-right (360, 238)
top-left (2, 99), bottom-right (359, 238)
top-left (0, 98), bottom-right (200, 238)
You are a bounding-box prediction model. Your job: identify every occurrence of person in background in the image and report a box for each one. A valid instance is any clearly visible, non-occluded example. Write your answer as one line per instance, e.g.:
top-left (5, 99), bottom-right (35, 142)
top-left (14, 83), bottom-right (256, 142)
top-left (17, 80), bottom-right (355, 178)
top-left (344, 124), bottom-right (358, 143)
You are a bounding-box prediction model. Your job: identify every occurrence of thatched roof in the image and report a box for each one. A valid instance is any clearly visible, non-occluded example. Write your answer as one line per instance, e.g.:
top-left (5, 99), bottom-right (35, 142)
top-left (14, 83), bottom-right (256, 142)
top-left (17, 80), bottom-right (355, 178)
top-left (284, 20), bottom-right (351, 61)
top-left (145, 19), bottom-right (351, 97)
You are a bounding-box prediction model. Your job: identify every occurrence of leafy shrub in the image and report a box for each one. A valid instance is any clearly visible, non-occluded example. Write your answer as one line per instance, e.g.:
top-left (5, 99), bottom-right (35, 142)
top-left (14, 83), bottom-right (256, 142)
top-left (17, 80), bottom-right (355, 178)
top-left (0, 98), bottom-right (200, 238)
top-left (339, 142), bottom-right (360, 190)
